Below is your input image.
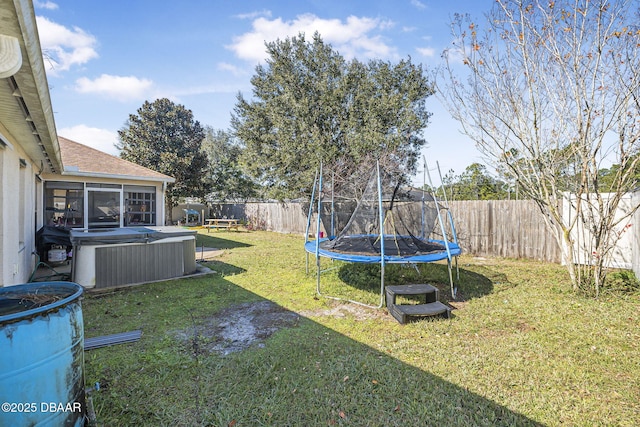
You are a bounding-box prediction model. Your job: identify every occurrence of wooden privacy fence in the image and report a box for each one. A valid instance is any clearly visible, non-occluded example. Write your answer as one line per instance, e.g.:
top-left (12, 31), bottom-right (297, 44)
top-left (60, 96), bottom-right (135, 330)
top-left (447, 200), bottom-right (561, 263)
top-left (209, 193), bottom-right (640, 274)
top-left (209, 202), bottom-right (310, 235)
top-left (209, 199), bottom-right (562, 263)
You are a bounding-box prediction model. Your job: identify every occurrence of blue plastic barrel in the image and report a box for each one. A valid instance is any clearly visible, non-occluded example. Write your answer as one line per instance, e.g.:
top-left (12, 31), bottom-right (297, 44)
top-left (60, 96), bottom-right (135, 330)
top-left (0, 282), bottom-right (85, 426)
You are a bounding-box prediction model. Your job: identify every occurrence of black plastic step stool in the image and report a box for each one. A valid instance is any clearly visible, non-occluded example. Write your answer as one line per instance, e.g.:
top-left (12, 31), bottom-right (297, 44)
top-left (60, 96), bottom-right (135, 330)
top-left (386, 284), bottom-right (451, 324)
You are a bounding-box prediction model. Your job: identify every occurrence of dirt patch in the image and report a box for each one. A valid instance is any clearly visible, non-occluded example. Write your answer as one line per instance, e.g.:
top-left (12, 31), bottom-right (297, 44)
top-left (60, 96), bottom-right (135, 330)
top-left (172, 301), bottom-right (392, 356)
top-left (299, 301), bottom-right (389, 321)
top-left (173, 301), bottom-right (300, 356)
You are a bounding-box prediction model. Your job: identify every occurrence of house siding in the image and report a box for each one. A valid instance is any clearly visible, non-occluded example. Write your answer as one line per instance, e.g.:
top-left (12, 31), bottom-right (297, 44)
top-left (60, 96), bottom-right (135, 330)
top-left (0, 131), bottom-right (40, 285)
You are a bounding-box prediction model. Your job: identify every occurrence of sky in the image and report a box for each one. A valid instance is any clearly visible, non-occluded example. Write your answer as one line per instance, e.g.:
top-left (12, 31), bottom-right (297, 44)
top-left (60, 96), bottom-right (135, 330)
top-left (34, 0), bottom-right (495, 186)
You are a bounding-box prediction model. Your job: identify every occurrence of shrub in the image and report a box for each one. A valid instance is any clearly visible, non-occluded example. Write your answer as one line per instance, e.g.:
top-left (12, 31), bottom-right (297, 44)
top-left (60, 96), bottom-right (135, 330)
top-left (604, 269), bottom-right (640, 294)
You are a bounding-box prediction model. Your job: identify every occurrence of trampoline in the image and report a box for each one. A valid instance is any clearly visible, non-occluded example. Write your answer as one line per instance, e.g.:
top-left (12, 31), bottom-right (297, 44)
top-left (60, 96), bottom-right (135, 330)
top-left (305, 236), bottom-right (461, 264)
top-left (305, 160), bottom-right (461, 308)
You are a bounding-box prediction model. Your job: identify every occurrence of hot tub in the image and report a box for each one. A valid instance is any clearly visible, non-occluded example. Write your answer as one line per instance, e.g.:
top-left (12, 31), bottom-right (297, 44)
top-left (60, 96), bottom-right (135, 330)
top-left (70, 226), bottom-right (197, 289)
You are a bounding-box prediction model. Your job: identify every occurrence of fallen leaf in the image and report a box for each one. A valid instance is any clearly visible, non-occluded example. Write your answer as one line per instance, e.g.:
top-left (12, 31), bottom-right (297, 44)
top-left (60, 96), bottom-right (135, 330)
top-left (394, 404), bottom-right (401, 412)
top-left (228, 420), bottom-right (236, 427)
top-left (339, 411), bottom-right (346, 419)
top-left (343, 375), bottom-right (349, 382)
top-left (372, 379), bottom-right (379, 385)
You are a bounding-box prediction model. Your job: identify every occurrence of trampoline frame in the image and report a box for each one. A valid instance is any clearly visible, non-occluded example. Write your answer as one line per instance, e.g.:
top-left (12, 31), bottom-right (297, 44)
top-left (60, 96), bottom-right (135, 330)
top-left (305, 160), bottom-right (461, 308)
top-left (305, 236), bottom-right (461, 264)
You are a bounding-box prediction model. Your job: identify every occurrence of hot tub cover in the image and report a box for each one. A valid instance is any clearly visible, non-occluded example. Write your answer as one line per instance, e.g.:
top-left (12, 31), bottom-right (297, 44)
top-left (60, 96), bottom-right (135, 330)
top-left (70, 226), bottom-right (196, 245)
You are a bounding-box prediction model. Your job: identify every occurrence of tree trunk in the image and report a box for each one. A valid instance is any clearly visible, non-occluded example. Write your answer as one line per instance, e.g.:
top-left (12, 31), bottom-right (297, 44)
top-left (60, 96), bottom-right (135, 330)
top-left (560, 228), bottom-right (578, 291)
top-left (165, 194), bottom-right (174, 225)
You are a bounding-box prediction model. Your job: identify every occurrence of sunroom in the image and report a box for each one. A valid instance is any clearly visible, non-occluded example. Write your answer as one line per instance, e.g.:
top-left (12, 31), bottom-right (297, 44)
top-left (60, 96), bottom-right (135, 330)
top-left (42, 137), bottom-right (172, 229)
top-left (38, 136), bottom-right (197, 289)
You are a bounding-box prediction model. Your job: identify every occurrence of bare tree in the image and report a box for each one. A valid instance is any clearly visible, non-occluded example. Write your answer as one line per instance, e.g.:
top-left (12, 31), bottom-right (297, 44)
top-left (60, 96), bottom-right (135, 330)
top-left (438, 0), bottom-right (640, 295)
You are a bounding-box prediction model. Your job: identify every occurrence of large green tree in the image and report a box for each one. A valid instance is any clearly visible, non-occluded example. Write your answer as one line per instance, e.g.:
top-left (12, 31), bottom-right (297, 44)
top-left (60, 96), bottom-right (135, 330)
top-left (201, 127), bottom-right (257, 202)
top-left (598, 156), bottom-right (640, 192)
top-left (118, 98), bottom-right (208, 223)
top-left (441, 163), bottom-right (510, 200)
top-left (232, 32), bottom-right (433, 199)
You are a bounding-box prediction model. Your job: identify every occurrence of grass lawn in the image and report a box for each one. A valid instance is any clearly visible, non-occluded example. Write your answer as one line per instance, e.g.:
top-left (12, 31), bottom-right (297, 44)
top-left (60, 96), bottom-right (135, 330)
top-left (82, 230), bottom-right (640, 426)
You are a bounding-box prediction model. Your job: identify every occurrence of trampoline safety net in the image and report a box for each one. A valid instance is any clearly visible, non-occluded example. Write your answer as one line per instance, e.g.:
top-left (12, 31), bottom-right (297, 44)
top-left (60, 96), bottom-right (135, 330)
top-left (318, 165), bottom-right (447, 257)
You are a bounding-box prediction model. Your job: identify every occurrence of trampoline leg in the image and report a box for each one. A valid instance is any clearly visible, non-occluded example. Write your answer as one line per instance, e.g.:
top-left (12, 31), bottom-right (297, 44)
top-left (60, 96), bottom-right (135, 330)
top-left (447, 259), bottom-right (456, 300)
top-left (379, 262), bottom-right (385, 308)
top-left (316, 257), bottom-right (321, 296)
top-left (411, 263), bottom-right (420, 274)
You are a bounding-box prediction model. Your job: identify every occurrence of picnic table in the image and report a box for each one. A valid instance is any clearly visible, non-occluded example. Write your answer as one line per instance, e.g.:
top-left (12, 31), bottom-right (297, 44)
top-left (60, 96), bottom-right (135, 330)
top-left (204, 218), bottom-right (239, 232)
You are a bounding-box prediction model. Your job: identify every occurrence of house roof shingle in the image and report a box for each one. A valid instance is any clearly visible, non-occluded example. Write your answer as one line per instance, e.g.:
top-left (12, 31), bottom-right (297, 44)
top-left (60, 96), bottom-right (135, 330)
top-left (58, 136), bottom-right (174, 183)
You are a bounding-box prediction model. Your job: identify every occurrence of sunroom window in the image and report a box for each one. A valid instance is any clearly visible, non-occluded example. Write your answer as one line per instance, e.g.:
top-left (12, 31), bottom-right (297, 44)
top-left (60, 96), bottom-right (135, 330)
top-left (124, 186), bottom-right (156, 226)
top-left (44, 181), bottom-right (84, 228)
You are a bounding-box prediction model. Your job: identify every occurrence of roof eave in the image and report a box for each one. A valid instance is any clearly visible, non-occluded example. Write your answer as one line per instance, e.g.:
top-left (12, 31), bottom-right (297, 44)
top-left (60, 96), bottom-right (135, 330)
top-left (8, 0), bottom-right (62, 172)
top-left (61, 170), bottom-right (176, 184)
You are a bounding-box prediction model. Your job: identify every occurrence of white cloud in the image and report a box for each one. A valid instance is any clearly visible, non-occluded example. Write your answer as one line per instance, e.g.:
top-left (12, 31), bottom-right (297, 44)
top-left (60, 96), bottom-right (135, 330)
top-left (58, 125), bottom-right (119, 156)
top-left (411, 0), bottom-right (427, 10)
top-left (378, 19), bottom-right (395, 31)
top-left (74, 74), bottom-right (153, 102)
top-left (417, 46), bottom-right (435, 57)
top-left (35, 16), bottom-right (98, 74)
top-left (217, 62), bottom-right (248, 77)
top-left (235, 9), bottom-right (272, 20)
top-left (227, 13), bottom-right (397, 63)
top-left (34, 1), bottom-right (58, 10)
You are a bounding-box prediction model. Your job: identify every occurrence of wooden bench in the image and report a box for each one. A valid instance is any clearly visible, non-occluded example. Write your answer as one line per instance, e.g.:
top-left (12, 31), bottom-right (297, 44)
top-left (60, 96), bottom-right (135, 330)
top-left (204, 218), bottom-right (239, 232)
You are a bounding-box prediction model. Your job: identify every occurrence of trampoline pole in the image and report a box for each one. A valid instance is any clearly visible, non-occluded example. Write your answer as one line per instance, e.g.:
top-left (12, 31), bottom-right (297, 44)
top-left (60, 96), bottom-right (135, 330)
top-left (446, 209), bottom-right (460, 296)
top-left (438, 161), bottom-right (461, 250)
top-left (421, 156), bottom-right (427, 239)
top-left (331, 170), bottom-right (335, 238)
top-left (426, 160), bottom-right (457, 299)
top-left (447, 210), bottom-right (460, 246)
top-left (305, 168), bottom-right (319, 243)
top-left (436, 161), bottom-right (451, 209)
top-left (305, 168), bottom-right (319, 275)
top-left (376, 160), bottom-right (385, 308)
top-left (316, 162), bottom-right (324, 296)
